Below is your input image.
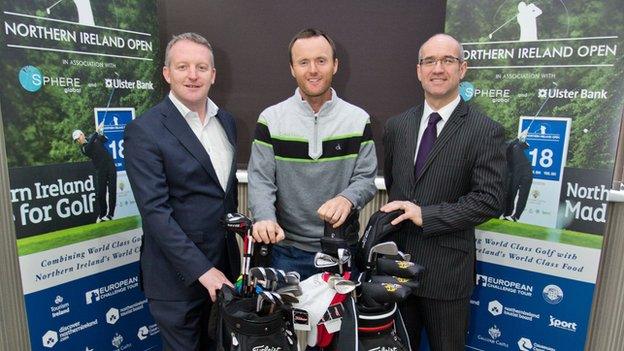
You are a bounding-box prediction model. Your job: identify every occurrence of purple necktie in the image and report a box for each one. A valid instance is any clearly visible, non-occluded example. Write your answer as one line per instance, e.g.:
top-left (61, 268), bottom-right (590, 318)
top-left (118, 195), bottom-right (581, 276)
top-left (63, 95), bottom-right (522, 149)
top-left (414, 112), bottom-right (442, 178)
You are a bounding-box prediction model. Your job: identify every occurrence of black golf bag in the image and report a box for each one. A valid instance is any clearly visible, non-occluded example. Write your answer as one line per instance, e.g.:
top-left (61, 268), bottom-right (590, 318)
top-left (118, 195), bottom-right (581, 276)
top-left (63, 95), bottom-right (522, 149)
top-left (215, 285), bottom-right (297, 351)
top-left (337, 209), bottom-right (422, 351)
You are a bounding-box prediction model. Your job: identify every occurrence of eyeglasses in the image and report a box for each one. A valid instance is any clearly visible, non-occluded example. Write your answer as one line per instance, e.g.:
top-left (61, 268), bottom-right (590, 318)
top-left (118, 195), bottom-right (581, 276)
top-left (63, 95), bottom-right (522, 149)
top-left (419, 56), bottom-right (462, 67)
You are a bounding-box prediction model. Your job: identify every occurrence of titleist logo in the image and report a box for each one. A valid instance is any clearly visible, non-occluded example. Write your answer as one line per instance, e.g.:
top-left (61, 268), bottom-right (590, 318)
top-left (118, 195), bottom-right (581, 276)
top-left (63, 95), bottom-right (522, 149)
top-left (252, 346), bottom-right (282, 351)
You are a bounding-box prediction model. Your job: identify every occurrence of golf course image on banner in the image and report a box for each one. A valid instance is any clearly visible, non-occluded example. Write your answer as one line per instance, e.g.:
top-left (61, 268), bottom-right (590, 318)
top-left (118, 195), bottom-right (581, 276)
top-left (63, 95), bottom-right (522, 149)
top-left (0, 0), bottom-right (163, 349)
top-left (445, 1), bottom-right (624, 350)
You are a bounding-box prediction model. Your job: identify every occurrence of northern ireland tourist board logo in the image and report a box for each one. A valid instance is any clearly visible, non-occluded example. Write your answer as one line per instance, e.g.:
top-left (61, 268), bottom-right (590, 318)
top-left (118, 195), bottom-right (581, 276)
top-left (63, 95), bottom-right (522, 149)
top-left (105, 299), bottom-right (148, 325)
top-left (488, 300), bottom-right (540, 321)
top-left (542, 284), bottom-right (564, 304)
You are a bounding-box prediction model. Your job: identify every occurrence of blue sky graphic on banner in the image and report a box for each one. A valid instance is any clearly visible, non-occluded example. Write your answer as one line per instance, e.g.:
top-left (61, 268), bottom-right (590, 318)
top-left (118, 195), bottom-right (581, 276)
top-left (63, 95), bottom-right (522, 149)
top-left (0, 0), bottom-right (162, 349)
top-left (445, 1), bottom-right (623, 350)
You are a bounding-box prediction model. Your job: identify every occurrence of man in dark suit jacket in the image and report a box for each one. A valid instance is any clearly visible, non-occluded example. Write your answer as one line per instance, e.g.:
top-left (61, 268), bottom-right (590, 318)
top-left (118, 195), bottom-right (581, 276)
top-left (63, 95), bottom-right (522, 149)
top-left (124, 32), bottom-right (240, 351)
top-left (381, 34), bottom-right (507, 350)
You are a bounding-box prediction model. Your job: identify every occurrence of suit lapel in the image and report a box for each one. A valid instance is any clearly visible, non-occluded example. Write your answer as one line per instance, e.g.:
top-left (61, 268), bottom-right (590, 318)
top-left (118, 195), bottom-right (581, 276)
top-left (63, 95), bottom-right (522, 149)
top-left (414, 100), bottom-right (468, 184)
top-left (161, 99), bottom-right (223, 191)
top-left (215, 110), bottom-right (237, 195)
top-left (405, 105), bottom-right (424, 187)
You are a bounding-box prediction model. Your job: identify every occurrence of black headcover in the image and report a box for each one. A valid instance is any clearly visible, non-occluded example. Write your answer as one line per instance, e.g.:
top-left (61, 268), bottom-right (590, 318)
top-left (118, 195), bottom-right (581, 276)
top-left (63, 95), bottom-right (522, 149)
top-left (355, 210), bottom-right (402, 270)
top-left (321, 210), bottom-right (360, 256)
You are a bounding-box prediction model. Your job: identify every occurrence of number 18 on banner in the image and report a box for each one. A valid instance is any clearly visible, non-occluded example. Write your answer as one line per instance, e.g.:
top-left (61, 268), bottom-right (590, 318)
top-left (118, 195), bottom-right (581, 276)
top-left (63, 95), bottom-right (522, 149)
top-left (94, 108), bottom-right (136, 172)
top-left (519, 116), bottom-right (571, 182)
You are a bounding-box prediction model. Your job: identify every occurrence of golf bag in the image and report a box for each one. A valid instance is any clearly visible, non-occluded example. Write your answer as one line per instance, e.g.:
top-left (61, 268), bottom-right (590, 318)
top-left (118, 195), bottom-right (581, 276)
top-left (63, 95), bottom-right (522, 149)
top-left (215, 285), bottom-right (297, 351)
top-left (337, 209), bottom-right (420, 351)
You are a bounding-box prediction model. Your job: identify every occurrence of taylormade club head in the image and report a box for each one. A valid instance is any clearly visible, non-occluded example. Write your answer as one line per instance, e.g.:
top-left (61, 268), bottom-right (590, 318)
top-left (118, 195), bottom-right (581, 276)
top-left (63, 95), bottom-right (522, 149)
top-left (224, 212), bottom-right (253, 236)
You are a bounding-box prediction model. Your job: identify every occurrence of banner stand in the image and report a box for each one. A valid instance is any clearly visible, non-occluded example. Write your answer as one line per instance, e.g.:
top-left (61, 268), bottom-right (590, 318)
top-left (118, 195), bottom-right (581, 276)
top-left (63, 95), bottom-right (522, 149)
top-left (0, 107), bottom-right (31, 349)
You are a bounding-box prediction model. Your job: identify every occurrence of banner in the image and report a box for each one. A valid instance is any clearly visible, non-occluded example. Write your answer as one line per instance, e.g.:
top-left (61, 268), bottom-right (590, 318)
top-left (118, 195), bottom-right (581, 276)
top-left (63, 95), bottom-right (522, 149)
top-left (445, 1), bottom-right (623, 350)
top-left (0, 0), bottom-right (162, 349)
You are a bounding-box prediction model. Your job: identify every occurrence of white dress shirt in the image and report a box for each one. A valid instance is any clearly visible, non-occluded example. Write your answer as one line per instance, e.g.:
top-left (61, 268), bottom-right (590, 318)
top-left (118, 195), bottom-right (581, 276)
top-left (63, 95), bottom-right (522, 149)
top-left (414, 95), bottom-right (461, 163)
top-left (169, 92), bottom-right (233, 190)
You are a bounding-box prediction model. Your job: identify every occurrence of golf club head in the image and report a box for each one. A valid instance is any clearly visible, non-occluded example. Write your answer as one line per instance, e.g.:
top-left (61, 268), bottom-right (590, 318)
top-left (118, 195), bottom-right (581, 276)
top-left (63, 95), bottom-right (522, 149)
top-left (223, 212), bottom-right (252, 236)
top-left (368, 241), bottom-right (399, 263)
top-left (314, 252), bottom-right (340, 269)
top-left (284, 272), bottom-right (300, 286)
top-left (327, 276), bottom-right (357, 294)
top-left (384, 250), bottom-right (411, 262)
top-left (357, 210), bottom-right (402, 270)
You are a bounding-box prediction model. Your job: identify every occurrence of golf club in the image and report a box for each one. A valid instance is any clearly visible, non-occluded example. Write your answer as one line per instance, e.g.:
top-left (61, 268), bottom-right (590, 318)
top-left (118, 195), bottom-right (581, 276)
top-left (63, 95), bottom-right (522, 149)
top-left (99, 72), bottom-right (120, 130)
top-left (522, 81), bottom-right (558, 134)
top-left (488, 15), bottom-right (515, 39)
top-left (314, 252), bottom-right (341, 269)
top-left (45, 0), bottom-right (65, 15)
top-left (367, 242), bottom-right (399, 267)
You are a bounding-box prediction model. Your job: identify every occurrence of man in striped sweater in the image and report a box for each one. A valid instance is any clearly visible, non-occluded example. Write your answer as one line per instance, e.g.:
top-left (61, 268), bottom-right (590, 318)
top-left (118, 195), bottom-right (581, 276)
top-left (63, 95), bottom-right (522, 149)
top-left (247, 28), bottom-right (377, 279)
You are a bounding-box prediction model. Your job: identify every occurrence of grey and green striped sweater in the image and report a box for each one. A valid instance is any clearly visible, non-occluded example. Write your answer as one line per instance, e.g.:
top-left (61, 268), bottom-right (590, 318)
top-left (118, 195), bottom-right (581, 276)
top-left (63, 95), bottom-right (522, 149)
top-left (248, 88), bottom-right (377, 252)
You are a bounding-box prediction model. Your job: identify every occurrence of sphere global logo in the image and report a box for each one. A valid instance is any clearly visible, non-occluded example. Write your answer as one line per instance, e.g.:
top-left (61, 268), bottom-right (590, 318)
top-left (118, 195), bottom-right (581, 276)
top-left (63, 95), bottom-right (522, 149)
top-left (459, 81), bottom-right (475, 101)
top-left (19, 65), bottom-right (43, 92)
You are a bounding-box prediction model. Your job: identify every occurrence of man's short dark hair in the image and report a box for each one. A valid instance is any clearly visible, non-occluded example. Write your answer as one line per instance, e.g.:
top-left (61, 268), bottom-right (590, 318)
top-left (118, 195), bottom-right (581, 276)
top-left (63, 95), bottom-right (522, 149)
top-left (288, 28), bottom-right (337, 64)
top-left (164, 32), bottom-right (214, 67)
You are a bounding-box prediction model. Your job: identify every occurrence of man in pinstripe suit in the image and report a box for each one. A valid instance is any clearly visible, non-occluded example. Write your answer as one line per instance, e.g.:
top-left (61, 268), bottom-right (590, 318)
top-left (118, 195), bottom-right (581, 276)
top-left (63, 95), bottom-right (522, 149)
top-left (380, 34), bottom-right (507, 350)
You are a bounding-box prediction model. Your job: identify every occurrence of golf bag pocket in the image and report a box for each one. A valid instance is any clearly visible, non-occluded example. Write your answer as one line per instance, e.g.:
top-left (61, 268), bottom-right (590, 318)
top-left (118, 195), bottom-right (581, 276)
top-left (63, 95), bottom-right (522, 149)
top-left (217, 287), bottom-right (297, 351)
top-left (357, 304), bottom-right (409, 351)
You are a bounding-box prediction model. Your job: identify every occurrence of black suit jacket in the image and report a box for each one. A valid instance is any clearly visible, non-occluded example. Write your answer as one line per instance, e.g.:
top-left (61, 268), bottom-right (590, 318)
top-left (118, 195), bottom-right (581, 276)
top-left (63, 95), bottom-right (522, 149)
top-left (124, 97), bottom-right (240, 300)
top-left (383, 99), bottom-right (506, 300)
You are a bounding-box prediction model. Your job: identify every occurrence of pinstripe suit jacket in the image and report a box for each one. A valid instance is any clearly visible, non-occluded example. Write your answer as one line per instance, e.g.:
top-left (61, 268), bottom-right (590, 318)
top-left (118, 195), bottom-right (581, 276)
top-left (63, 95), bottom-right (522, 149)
top-left (383, 99), bottom-right (506, 300)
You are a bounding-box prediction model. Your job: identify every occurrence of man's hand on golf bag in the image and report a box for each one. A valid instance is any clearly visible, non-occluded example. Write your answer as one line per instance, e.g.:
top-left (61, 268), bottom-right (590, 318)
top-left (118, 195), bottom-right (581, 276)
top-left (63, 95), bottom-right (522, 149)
top-left (199, 267), bottom-right (234, 302)
top-left (252, 220), bottom-right (286, 244)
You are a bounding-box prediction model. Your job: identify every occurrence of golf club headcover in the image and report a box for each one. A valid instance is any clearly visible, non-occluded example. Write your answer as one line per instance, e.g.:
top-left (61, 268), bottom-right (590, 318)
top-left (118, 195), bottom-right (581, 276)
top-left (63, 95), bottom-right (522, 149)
top-left (321, 210), bottom-right (360, 256)
top-left (376, 257), bottom-right (425, 280)
top-left (370, 274), bottom-right (420, 290)
top-left (355, 210), bottom-right (402, 271)
top-left (358, 282), bottom-right (412, 307)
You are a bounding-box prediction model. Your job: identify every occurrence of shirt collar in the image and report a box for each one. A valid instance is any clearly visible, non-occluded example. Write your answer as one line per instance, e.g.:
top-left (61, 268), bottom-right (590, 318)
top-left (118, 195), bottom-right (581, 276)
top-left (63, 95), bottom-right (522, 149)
top-left (423, 95), bottom-right (461, 123)
top-left (168, 91), bottom-right (218, 121)
top-left (292, 87), bottom-right (338, 116)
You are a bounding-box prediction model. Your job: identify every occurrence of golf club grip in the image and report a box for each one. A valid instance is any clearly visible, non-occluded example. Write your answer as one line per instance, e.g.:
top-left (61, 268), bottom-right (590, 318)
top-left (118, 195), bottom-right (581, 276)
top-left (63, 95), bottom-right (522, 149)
top-left (376, 257), bottom-right (424, 279)
top-left (253, 244), bottom-right (272, 267)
